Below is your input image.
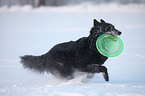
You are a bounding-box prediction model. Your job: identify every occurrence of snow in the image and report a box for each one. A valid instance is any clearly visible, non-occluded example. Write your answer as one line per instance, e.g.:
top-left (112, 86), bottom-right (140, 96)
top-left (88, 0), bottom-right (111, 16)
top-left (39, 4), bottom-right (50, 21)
top-left (0, 81), bottom-right (145, 96)
top-left (0, 3), bottom-right (145, 96)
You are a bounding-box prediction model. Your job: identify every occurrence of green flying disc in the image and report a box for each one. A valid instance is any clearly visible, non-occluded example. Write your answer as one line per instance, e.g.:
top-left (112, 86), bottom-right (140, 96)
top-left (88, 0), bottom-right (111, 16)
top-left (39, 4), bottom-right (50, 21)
top-left (96, 33), bottom-right (124, 57)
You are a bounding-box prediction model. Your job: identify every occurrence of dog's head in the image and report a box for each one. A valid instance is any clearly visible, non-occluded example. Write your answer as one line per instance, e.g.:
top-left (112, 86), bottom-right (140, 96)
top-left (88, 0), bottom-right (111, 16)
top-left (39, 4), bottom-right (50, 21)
top-left (90, 19), bottom-right (122, 36)
top-left (89, 19), bottom-right (122, 50)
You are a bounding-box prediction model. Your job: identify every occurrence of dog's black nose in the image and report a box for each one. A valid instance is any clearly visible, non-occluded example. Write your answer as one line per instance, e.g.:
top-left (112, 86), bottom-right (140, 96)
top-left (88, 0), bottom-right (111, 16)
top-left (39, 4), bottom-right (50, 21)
top-left (118, 32), bottom-right (122, 35)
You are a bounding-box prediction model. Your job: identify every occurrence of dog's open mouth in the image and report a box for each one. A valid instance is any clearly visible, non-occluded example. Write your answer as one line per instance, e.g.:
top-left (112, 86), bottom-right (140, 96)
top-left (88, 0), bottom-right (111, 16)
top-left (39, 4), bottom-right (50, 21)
top-left (106, 31), bottom-right (121, 36)
top-left (106, 29), bottom-right (122, 36)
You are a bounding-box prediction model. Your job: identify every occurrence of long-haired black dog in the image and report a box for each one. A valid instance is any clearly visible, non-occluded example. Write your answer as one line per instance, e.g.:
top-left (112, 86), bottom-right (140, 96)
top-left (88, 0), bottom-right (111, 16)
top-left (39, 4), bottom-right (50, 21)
top-left (20, 19), bottom-right (122, 82)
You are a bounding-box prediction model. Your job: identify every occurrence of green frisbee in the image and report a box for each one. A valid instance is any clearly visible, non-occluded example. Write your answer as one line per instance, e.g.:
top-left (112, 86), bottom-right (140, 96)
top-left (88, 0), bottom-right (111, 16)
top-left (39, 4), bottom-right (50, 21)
top-left (96, 33), bottom-right (124, 57)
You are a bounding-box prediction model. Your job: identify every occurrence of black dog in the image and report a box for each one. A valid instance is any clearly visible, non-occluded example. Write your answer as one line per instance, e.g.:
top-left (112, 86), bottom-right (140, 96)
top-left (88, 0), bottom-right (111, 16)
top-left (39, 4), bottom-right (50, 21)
top-left (20, 19), bottom-right (121, 82)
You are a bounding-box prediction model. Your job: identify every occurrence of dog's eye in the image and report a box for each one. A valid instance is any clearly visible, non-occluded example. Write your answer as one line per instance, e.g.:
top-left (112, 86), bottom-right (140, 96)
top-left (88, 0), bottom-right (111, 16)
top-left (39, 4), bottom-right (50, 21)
top-left (111, 26), bottom-right (114, 29)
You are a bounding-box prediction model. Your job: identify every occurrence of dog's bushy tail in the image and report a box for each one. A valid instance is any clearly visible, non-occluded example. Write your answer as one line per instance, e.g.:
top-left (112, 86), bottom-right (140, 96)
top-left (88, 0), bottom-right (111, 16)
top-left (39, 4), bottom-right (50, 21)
top-left (20, 55), bottom-right (46, 73)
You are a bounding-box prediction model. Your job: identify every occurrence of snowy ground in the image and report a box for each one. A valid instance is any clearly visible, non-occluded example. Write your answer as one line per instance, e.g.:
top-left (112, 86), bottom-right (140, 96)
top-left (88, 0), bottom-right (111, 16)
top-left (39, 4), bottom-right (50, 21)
top-left (0, 3), bottom-right (145, 96)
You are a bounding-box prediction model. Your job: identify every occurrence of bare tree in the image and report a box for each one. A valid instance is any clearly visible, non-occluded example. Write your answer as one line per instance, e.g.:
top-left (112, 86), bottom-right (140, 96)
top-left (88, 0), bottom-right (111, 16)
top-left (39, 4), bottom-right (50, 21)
top-left (33, 0), bottom-right (45, 7)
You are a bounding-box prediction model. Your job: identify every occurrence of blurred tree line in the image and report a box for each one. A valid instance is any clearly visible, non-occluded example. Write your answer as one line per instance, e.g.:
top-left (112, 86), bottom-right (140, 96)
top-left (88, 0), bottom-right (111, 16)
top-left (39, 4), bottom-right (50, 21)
top-left (0, 0), bottom-right (145, 7)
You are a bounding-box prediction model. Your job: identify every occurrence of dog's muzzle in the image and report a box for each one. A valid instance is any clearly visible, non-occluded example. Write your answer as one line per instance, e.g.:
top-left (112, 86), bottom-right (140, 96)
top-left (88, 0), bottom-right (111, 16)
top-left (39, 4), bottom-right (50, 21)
top-left (106, 29), bottom-right (122, 36)
top-left (113, 29), bottom-right (122, 36)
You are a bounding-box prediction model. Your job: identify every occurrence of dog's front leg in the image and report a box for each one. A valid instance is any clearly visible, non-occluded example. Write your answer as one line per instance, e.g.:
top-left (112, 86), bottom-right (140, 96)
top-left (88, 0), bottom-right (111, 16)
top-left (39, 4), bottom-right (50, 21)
top-left (82, 64), bottom-right (109, 81)
top-left (101, 66), bottom-right (109, 81)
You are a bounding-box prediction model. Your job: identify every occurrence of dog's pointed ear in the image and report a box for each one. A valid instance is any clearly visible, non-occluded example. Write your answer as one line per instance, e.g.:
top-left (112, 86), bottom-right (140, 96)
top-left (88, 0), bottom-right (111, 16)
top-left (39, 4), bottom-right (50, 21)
top-left (94, 19), bottom-right (99, 26)
top-left (100, 19), bottom-right (105, 23)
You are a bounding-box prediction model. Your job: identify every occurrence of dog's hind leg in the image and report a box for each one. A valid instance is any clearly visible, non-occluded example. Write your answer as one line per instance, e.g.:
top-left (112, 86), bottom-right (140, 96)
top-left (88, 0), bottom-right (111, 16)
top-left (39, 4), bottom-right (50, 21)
top-left (48, 61), bottom-right (75, 80)
top-left (86, 73), bottom-right (94, 78)
top-left (81, 73), bottom-right (94, 83)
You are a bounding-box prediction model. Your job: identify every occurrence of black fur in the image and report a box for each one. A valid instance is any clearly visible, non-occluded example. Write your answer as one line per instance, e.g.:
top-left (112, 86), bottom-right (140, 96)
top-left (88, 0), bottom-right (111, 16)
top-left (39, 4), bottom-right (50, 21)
top-left (20, 19), bottom-right (122, 81)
